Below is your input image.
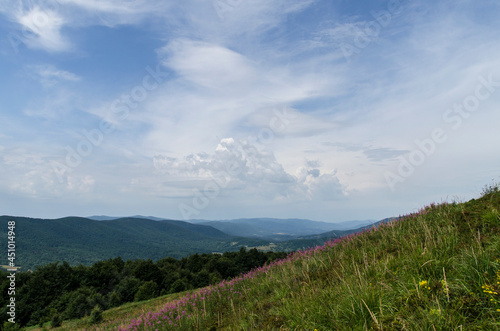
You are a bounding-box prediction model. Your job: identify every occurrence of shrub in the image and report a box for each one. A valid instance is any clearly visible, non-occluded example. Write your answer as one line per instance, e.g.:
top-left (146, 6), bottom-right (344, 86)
top-left (134, 281), bottom-right (159, 302)
top-left (89, 305), bottom-right (103, 325)
top-left (50, 313), bottom-right (62, 328)
top-left (2, 321), bottom-right (21, 330)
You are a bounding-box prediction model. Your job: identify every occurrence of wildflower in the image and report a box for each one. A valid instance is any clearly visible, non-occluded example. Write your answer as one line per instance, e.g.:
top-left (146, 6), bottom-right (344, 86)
top-left (429, 308), bottom-right (441, 316)
top-left (419, 280), bottom-right (431, 290)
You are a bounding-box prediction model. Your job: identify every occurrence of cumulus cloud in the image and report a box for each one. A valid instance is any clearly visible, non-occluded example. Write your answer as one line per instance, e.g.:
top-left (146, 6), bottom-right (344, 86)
top-left (152, 138), bottom-right (346, 202)
top-left (295, 159), bottom-right (346, 200)
top-left (154, 138), bottom-right (294, 184)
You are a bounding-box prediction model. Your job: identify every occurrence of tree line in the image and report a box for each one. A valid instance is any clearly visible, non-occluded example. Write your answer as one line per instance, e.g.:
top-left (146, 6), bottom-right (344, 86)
top-left (0, 247), bottom-right (288, 328)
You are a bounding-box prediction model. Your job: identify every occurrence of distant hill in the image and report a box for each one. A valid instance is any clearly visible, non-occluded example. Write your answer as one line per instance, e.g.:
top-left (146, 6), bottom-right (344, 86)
top-left (88, 215), bottom-right (170, 221)
top-left (269, 219), bottom-right (393, 252)
top-left (0, 216), bottom-right (267, 270)
top-left (190, 218), bottom-right (376, 241)
top-left (296, 217), bottom-right (394, 240)
top-left (88, 215), bottom-right (376, 241)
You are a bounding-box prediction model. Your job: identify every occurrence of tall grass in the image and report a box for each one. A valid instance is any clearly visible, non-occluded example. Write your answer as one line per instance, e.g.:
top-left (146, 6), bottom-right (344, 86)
top-left (56, 189), bottom-right (500, 330)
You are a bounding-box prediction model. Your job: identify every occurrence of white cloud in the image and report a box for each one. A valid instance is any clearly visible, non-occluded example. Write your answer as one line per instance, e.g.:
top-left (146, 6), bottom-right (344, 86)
top-left (160, 39), bottom-right (258, 91)
top-left (116, 35), bottom-right (345, 164)
top-left (241, 106), bottom-right (337, 139)
top-left (29, 64), bottom-right (80, 87)
top-left (58, 0), bottom-right (146, 13)
top-left (17, 6), bottom-right (70, 52)
top-left (1, 0), bottom-right (169, 53)
top-left (154, 138), bottom-right (294, 184)
top-left (67, 175), bottom-right (95, 193)
top-left (296, 160), bottom-right (346, 200)
top-left (176, 0), bottom-right (315, 43)
top-left (0, 147), bottom-right (95, 198)
top-left (152, 137), bottom-right (346, 202)
top-left (58, 0), bottom-right (172, 27)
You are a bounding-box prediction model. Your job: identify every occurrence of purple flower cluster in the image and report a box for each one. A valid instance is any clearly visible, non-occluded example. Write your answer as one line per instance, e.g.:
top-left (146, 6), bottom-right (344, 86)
top-left (112, 238), bottom-right (352, 330)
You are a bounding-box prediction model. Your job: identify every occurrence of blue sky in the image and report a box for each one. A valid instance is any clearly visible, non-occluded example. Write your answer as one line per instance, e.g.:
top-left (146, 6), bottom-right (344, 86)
top-left (1, 0), bottom-right (499, 222)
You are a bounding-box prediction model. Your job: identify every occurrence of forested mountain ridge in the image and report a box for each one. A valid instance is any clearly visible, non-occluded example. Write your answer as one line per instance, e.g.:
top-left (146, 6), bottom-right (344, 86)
top-left (87, 216), bottom-right (375, 240)
top-left (0, 215), bottom-right (376, 270)
top-left (0, 216), bottom-right (266, 269)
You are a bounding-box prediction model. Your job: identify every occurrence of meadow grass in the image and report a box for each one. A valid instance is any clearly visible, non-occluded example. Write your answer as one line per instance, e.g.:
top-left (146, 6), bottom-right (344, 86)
top-left (43, 189), bottom-right (500, 330)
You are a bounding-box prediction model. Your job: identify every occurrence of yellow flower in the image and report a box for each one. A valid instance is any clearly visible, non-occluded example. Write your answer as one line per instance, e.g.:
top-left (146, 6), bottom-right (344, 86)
top-left (419, 280), bottom-right (431, 290)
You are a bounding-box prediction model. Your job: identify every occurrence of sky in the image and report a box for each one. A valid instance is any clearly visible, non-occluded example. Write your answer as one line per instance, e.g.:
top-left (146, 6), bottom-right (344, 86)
top-left (0, 0), bottom-right (499, 223)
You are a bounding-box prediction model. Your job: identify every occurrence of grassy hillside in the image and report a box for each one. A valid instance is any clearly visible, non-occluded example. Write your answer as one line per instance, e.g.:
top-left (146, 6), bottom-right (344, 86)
top-left (0, 216), bottom-right (268, 269)
top-left (41, 186), bottom-right (500, 330)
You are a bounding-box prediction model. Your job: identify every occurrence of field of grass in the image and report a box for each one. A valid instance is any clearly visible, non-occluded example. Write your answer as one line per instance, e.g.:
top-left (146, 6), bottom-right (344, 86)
top-left (33, 186), bottom-right (500, 330)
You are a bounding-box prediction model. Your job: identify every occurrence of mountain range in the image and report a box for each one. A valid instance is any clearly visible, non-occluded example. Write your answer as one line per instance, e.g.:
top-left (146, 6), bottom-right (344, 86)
top-left (88, 215), bottom-right (376, 241)
top-left (0, 215), bottom-right (381, 270)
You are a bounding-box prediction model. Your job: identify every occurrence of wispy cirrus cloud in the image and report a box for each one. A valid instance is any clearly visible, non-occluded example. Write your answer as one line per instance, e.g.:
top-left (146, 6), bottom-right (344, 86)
top-left (29, 64), bottom-right (80, 87)
top-left (159, 39), bottom-right (258, 92)
top-left (16, 6), bottom-right (70, 52)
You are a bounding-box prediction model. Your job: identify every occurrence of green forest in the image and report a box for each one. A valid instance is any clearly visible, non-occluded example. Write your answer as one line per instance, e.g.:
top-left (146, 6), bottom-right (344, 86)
top-left (0, 216), bottom-right (275, 270)
top-left (0, 216), bottom-right (338, 271)
top-left (0, 247), bottom-right (288, 328)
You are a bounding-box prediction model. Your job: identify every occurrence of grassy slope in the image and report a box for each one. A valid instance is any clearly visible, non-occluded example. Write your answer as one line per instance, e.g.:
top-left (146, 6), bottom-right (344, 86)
top-left (39, 190), bottom-right (500, 330)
